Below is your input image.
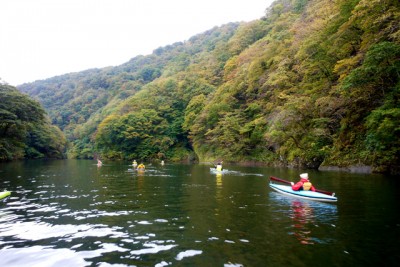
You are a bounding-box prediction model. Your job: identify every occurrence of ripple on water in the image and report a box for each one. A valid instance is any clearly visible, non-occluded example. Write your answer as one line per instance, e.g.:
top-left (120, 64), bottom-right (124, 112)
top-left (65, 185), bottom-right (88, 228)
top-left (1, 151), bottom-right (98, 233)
top-left (175, 250), bottom-right (203, 260)
top-left (0, 246), bottom-right (89, 266)
top-left (224, 263), bottom-right (244, 267)
top-left (0, 218), bottom-right (129, 242)
top-left (154, 219), bottom-right (168, 223)
top-left (130, 243), bottom-right (177, 256)
top-left (137, 220), bottom-right (152, 225)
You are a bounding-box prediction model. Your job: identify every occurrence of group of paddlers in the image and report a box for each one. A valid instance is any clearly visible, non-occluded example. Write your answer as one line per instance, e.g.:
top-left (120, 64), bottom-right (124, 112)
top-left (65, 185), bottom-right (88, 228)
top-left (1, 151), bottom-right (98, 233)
top-left (97, 159), bottom-right (315, 192)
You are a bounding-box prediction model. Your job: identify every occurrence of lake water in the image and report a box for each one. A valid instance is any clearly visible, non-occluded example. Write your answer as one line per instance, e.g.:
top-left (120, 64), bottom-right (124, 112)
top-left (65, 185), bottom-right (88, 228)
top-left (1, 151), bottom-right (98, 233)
top-left (0, 160), bottom-right (399, 266)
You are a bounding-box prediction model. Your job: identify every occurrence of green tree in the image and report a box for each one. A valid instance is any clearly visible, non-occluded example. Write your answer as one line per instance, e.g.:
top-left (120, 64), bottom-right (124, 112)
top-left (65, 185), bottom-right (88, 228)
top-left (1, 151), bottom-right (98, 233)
top-left (0, 84), bottom-right (67, 160)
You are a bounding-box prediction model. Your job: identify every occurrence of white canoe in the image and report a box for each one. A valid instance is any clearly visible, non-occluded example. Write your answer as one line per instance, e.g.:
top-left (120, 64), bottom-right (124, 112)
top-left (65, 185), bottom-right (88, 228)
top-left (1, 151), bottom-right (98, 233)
top-left (210, 168), bottom-right (228, 174)
top-left (269, 183), bottom-right (337, 202)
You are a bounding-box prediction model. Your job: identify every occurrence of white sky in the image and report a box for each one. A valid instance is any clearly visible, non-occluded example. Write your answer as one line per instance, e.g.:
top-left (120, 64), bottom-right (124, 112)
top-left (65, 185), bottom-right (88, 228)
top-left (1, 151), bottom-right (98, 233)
top-left (0, 0), bottom-right (273, 86)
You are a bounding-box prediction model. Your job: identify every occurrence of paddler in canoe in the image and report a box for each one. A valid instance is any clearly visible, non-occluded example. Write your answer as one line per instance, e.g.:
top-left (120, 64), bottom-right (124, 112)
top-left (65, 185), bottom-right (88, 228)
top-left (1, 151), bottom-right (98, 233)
top-left (137, 163), bottom-right (145, 171)
top-left (269, 175), bottom-right (337, 202)
top-left (291, 173), bottom-right (315, 192)
top-left (132, 160), bottom-right (138, 167)
top-left (215, 161), bottom-right (223, 172)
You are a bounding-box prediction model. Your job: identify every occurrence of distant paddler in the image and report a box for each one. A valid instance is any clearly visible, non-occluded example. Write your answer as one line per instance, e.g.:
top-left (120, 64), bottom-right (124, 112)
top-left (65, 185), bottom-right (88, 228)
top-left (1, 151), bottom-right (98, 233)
top-left (137, 163), bottom-right (145, 171)
top-left (215, 161), bottom-right (223, 172)
top-left (161, 160), bottom-right (165, 166)
top-left (132, 160), bottom-right (138, 167)
top-left (97, 159), bottom-right (103, 167)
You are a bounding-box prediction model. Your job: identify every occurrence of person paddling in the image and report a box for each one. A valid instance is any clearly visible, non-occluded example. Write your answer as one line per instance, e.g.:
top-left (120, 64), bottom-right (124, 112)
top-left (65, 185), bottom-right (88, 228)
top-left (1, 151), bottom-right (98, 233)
top-left (215, 161), bottom-right (223, 172)
top-left (97, 159), bottom-right (103, 167)
top-left (291, 173), bottom-right (315, 191)
top-left (137, 163), bottom-right (145, 170)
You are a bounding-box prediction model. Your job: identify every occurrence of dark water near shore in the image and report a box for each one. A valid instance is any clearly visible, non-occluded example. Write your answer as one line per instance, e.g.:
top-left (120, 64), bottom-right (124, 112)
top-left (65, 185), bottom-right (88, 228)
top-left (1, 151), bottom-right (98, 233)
top-left (0, 159), bottom-right (399, 266)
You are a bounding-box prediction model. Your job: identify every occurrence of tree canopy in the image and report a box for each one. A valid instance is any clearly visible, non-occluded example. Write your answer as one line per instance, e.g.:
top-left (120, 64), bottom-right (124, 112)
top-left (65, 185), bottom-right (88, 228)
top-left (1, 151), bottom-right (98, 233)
top-left (0, 84), bottom-right (67, 160)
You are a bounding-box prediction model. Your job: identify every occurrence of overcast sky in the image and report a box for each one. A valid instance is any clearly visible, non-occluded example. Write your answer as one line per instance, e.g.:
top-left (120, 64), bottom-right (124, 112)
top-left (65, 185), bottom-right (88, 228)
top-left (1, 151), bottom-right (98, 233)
top-left (0, 0), bottom-right (273, 86)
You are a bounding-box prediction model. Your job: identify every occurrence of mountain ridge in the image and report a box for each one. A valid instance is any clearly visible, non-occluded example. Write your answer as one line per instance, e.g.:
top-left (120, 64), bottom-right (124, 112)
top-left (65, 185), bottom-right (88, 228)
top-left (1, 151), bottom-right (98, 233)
top-left (18, 0), bottom-right (400, 174)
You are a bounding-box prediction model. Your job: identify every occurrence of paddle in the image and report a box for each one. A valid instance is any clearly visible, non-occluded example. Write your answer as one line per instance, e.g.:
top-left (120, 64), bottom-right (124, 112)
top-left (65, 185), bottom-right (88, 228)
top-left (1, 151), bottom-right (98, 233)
top-left (269, 176), bottom-right (335, 196)
top-left (206, 162), bottom-right (216, 167)
top-left (270, 176), bottom-right (292, 185)
top-left (206, 161), bottom-right (223, 168)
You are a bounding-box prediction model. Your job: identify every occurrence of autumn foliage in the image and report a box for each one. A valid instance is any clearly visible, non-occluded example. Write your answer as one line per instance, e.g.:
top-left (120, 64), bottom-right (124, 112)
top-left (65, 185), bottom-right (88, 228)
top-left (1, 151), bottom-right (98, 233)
top-left (18, 0), bottom-right (400, 173)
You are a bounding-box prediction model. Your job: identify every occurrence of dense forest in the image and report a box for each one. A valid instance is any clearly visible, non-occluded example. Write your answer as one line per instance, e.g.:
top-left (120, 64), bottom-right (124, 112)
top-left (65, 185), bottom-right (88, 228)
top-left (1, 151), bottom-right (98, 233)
top-left (18, 0), bottom-right (399, 174)
top-left (0, 83), bottom-right (67, 160)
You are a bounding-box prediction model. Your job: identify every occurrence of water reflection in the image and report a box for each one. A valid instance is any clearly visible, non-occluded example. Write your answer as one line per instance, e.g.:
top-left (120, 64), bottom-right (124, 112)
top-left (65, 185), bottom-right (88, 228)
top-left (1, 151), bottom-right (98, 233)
top-left (216, 173), bottom-right (222, 187)
top-left (215, 173), bottom-right (223, 203)
top-left (269, 192), bottom-right (338, 245)
top-left (137, 169), bottom-right (145, 177)
top-left (290, 200), bottom-right (315, 244)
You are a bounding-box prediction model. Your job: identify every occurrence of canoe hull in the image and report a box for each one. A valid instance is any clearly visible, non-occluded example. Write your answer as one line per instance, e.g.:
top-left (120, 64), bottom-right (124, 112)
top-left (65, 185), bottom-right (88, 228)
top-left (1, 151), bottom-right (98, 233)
top-left (0, 191), bottom-right (11, 200)
top-left (269, 183), bottom-right (337, 202)
top-left (210, 168), bottom-right (227, 174)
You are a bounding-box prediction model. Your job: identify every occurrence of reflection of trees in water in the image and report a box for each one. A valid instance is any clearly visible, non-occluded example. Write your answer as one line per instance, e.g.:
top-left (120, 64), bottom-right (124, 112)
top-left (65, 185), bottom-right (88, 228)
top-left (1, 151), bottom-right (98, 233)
top-left (290, 200), bottom-right (315, 245)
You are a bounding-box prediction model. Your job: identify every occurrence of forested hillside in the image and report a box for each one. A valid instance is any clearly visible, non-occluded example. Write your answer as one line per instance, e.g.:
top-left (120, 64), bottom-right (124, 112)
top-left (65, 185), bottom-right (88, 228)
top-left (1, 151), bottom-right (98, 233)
top-left (0, 84), bottom-right (67, 160)
top-left (19, 0), bottom-right (400, 173)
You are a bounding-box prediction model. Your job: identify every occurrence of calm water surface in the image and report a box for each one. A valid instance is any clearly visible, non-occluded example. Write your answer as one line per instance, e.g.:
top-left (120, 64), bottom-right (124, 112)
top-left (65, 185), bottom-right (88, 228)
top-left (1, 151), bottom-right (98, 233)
top-left (0, 160), bottom-right (399, 266)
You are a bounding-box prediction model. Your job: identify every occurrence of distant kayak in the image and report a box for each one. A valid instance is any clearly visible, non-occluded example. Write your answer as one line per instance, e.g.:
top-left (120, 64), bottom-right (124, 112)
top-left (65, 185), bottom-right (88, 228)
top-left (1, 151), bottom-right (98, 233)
top-left (0, 191), bottom-right (11, 201)
top-left (210, 168), bottom-right (228, 174)
top-left (269, 183), bottom-right (337, 202)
